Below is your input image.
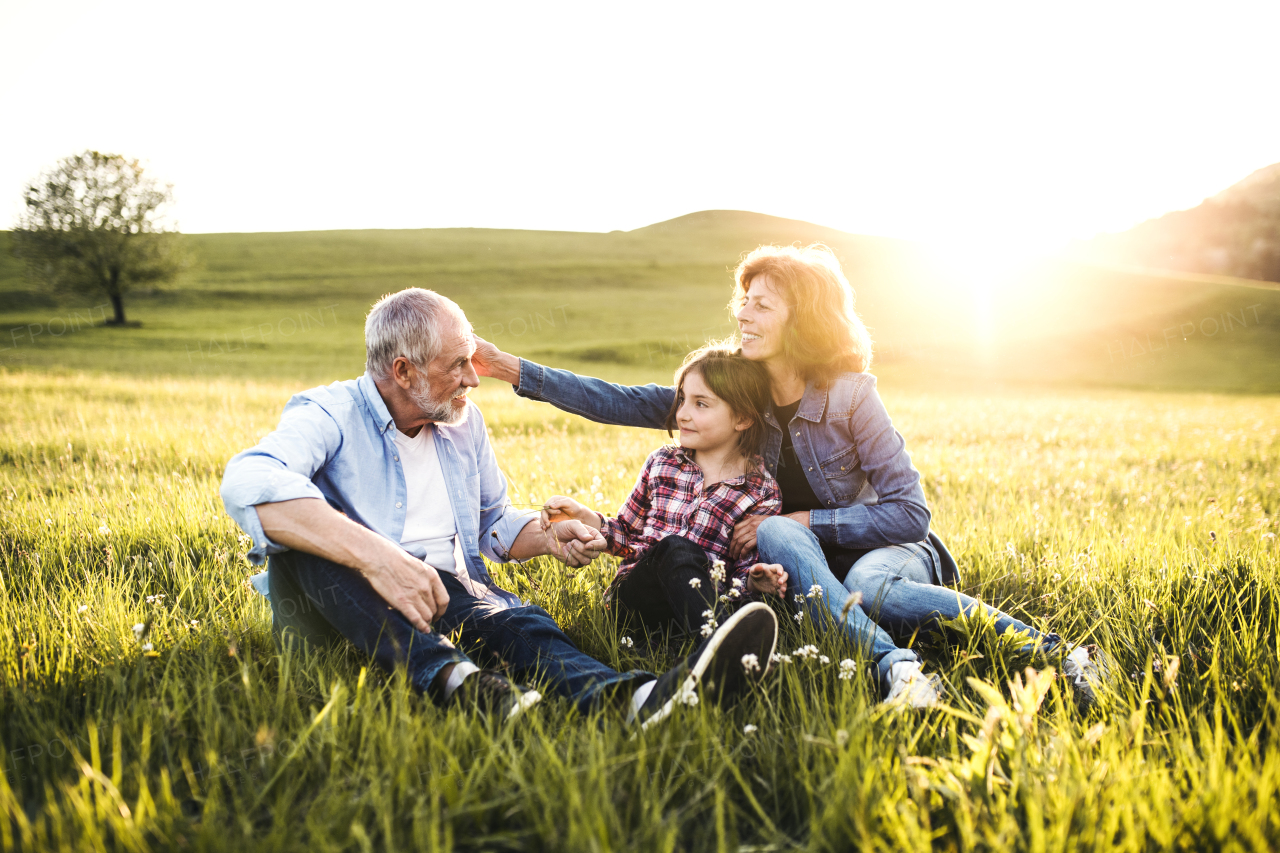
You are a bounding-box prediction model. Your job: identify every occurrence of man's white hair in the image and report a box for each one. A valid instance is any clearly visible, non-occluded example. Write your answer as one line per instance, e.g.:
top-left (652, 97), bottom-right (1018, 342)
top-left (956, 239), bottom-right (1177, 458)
top-left (365, 288), bottom-right (471, 380)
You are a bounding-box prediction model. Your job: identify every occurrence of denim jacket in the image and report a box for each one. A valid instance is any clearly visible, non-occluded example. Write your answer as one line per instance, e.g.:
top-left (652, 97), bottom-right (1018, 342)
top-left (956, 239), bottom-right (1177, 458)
top-left (514, 360), bottom-right (960, 585)
top-left (220, 373), bottom-right (537, 606)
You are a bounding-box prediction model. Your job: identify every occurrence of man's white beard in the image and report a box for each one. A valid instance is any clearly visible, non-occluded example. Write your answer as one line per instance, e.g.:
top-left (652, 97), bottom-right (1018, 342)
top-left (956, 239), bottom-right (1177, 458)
top-left (410, 377), bottom-right (469, 425)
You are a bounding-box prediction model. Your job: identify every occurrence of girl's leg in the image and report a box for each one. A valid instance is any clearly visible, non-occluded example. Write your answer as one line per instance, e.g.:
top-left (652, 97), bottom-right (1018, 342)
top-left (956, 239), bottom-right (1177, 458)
top-left (845, 543), bottom-right (1062, 653)
top-left (756, 516), bottom-right (919, 691)
top-left (613, 536), bottom-right (717, 638)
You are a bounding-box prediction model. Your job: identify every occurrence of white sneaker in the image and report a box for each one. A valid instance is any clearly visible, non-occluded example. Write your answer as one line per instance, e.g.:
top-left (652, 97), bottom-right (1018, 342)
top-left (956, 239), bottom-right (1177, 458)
top-left (884, 660), bottom-right (942, 708)
top-left (1062, 644), bottom-right (1105, 706)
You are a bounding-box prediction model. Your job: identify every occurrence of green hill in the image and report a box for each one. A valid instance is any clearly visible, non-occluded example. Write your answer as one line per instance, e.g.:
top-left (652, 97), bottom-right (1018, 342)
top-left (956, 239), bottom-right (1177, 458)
top-left (2, 211), bottom-right (1278, 392)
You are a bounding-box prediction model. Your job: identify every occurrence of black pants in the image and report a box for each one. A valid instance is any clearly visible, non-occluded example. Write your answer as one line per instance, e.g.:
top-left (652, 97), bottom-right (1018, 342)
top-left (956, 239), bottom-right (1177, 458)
top-left (614, 536), bottom-right (723, 638)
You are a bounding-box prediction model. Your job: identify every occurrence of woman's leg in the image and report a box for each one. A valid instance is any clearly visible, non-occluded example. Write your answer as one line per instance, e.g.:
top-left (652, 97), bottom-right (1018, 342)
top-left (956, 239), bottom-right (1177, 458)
top-left (756, 516), bottom-right (919, 691)
top-left (845, 543), bottom-right (1062, 653)
top-left (613, 536), bottom-right (717, 638)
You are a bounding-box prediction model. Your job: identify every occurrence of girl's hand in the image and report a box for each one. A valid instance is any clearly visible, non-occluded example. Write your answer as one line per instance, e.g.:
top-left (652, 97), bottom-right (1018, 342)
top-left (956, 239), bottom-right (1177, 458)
top-left (541, 496), bottom-right (596, 531)
top-left (746, 563), bottom-right (788, 597)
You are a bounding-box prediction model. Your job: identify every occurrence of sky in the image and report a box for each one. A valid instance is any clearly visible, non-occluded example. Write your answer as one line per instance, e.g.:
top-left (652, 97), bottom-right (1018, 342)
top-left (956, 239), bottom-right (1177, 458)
top-left (1, 0), bottom-right (1278, 252)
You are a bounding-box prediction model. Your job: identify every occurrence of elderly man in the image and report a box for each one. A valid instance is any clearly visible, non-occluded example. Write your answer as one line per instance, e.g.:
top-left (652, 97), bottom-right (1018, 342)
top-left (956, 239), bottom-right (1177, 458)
top-left (220, 288), bottom-right (778, 724)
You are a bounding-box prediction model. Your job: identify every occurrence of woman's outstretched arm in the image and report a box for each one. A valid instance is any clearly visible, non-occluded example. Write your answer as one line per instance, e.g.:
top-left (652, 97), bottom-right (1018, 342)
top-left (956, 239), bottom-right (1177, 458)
top-left (473, 335), bottom-right (675, 430)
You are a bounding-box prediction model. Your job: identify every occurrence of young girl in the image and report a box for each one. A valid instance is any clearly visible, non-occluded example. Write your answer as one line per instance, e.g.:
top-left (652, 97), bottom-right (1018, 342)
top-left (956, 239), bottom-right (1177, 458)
top-left (542, 343), bottom-right (788, 641)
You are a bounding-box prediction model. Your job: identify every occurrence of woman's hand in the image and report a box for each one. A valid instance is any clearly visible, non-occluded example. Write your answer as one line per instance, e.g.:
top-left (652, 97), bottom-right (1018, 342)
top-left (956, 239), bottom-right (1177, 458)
top-left (471, 335), bottom-right (522, 385)
top-left (540, 495), bottom-right (597, 531)
top-left (731, 511), bottom-right (810, 559)
top-left (746, 563), bottom-right (788, 597)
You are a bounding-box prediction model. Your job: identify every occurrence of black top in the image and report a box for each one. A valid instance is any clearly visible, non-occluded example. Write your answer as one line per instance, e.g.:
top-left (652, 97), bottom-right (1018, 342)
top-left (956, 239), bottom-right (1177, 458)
top-left (772, 398), bottom-right (871, 583)
top-left (773, 399), bottom-right (823, 516)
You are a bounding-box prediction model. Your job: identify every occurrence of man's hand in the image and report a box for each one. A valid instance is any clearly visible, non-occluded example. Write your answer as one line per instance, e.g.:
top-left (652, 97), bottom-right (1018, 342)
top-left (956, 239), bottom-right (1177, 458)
top-left (746, 563), bottom-right (788, 597)
top-left (549, 519), bottom-right (608, 568)
top-left (360, 551), bottom-right (451, 634)
top-left (472, 335), bottom-right (521, 385)
top-left (540, 495), bottom-right (598, 530)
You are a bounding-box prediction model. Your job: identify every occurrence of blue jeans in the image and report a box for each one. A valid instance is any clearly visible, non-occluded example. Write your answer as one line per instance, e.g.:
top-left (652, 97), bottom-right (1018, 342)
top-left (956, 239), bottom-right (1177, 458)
top-left (756, 517), bottom-right (1060, 690)
top-left (268, 550), bottom-right (651, 712)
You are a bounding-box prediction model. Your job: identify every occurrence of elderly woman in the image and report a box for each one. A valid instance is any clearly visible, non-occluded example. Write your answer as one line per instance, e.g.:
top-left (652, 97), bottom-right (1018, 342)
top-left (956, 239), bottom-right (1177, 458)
top-left (476, 244), bottom-right (1104, 707)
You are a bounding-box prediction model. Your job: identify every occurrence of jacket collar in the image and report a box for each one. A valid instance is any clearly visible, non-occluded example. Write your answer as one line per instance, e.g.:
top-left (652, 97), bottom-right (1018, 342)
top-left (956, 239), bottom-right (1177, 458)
top-left (795, 381), bottom-right (828, 423)
top-left (357, 373), bottom-right (397, 434)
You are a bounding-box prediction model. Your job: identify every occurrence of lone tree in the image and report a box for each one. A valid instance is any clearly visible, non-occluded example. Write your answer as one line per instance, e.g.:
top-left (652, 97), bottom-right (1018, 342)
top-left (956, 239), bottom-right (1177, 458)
top-left (12, 150), bottom-right (189, 325)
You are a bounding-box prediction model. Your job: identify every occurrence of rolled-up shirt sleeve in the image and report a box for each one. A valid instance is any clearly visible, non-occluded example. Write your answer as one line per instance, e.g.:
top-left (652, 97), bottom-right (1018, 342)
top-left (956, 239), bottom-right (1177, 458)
top-left (219, 400), bottom-right (342, 565)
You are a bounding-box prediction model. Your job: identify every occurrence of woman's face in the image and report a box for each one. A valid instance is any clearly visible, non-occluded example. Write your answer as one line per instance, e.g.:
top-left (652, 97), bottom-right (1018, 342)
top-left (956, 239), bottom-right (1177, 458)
top-left (734, 274), bottom-right (790, 364)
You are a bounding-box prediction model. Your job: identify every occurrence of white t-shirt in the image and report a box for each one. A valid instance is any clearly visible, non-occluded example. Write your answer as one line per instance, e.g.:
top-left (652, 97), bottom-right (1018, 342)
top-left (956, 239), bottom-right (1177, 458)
top-left (392, 426), bottom-right (458, 574)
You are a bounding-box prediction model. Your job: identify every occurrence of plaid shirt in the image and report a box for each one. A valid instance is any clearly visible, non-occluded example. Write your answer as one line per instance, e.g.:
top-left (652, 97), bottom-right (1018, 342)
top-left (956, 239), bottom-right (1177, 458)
top-left (600, 445), bottom-right (781, 594)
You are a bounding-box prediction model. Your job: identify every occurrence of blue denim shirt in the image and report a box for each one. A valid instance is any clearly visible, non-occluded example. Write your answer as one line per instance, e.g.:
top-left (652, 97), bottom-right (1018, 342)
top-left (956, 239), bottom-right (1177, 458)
top-left (514, 360), bottom-right (960, 585)
top-left (220, 373), bottom-right (537, 602)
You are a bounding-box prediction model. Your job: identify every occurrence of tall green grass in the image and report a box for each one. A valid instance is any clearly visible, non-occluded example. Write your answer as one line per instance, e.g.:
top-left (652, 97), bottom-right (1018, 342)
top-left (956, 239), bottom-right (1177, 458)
top-left (1, 369), bottom-right (1277, 850)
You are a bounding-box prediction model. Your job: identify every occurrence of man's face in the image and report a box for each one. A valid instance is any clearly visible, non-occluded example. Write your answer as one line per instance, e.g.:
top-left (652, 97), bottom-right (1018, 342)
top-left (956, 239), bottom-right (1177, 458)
top-left (409, 320), bottom-right (479, 424)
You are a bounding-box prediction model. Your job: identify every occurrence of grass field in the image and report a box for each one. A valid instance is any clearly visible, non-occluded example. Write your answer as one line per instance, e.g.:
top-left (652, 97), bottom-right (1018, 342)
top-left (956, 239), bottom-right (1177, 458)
top-left (1, 214), bottom-right (1279, 850)
top-left (2, 369), bottom-right (1278, 851)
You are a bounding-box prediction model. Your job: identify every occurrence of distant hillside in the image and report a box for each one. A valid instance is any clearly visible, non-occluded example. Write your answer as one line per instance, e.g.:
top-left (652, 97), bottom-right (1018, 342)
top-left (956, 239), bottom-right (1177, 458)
top-left (2, 211), bottom-right (1278, 392)
top-left (1087, 162), bottom-right (1280, 282)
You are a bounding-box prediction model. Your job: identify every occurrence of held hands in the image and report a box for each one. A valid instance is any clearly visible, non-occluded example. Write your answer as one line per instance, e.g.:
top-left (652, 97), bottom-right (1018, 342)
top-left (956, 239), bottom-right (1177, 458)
top-left (546, 519), bottom-right (608, 568)
top-left (746, 563), bottom-right (788, 597)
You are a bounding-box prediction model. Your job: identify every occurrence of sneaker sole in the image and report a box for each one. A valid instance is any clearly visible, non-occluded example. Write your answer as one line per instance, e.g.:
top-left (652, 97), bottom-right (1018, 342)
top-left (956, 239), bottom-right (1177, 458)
top-left (640, 602), bottom-right (777, 731)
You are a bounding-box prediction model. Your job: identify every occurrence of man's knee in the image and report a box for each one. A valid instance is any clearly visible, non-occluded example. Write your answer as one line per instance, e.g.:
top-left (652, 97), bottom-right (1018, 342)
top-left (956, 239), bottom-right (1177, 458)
top-left (652, 534), bottom-right (707, 563)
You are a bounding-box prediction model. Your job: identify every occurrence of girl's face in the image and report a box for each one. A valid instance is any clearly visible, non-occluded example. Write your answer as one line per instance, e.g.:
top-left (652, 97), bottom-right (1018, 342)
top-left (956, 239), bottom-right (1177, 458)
top-left (734, 274), bottom-right (791, 364)
top-left (674, 369), bottom-right (751, 454)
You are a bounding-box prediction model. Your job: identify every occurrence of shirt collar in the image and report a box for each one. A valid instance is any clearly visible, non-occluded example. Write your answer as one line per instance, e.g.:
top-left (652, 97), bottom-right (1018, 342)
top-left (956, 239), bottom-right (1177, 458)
top-left (672, 444), bottom-right (756, 489)
top-left (357, 372), bottom-right (397, 434)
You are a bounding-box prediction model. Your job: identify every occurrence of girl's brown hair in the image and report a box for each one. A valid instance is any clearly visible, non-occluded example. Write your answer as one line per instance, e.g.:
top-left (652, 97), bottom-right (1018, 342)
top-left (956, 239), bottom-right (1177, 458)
top-left (731, 243), bottom-right (873, 381)
top-left (664, 342), bottom-right (772, 462)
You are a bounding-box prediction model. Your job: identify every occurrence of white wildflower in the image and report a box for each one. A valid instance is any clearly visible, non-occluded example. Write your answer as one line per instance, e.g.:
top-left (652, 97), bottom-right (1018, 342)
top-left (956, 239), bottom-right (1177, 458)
top-left (677, 680), bottom-right (699, 706)
top-left (45, 518), bottom-right (53, 526)
top-left (741, 653), bottom-right (760, 673)
top-left (793, 594), bottom-right (805, 605)
top-left (700, 622), bottom-right (716, 638)
top-left (132, 623), bottom-right (145, 639)
top-left (620, 636), bottom-right (634, 649)
top-left (719, 594), bottom-right (731, 603)
top-left (728, 589), bottom-right (741, 599)
top-left (731, 578), bottom-right (745, 590)
top-left (709, 559), bottom-right (726, 583)
top-left (688, 578), bottom-right (702, 589)
top-left (77, 605), bottom-right (89, 614)
top-left (819, 655), bottom-right (831, 665)
top-left (702, 609), bottom-right (716, 620)
top-left (97, 525), bottom-right (111, 536)
top-left (141, 642), bottom-right (153, 652)
top-left (189, 620), bottom-right (200, 629)
top-left (743, 724), bottom-right (758, 735)
top-left (794, 644), bottom-right (820, 660)
top-left (793, 611), bottom-right (804, 623)
top-left (770, 652), bottom-right (792, 664)
top-left (594, 492), bottom-right (604, 502)
top-left (835, 729), bottom-right (849, 747)
top-left (806, 584), bottom-right (824, 599)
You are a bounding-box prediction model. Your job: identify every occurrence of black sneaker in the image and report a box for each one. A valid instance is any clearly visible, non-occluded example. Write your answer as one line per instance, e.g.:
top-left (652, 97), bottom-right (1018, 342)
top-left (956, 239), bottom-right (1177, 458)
top-left (632, 601), bottom-right (778, 730)
top-left (447, 670), bottom-right (542, 722)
